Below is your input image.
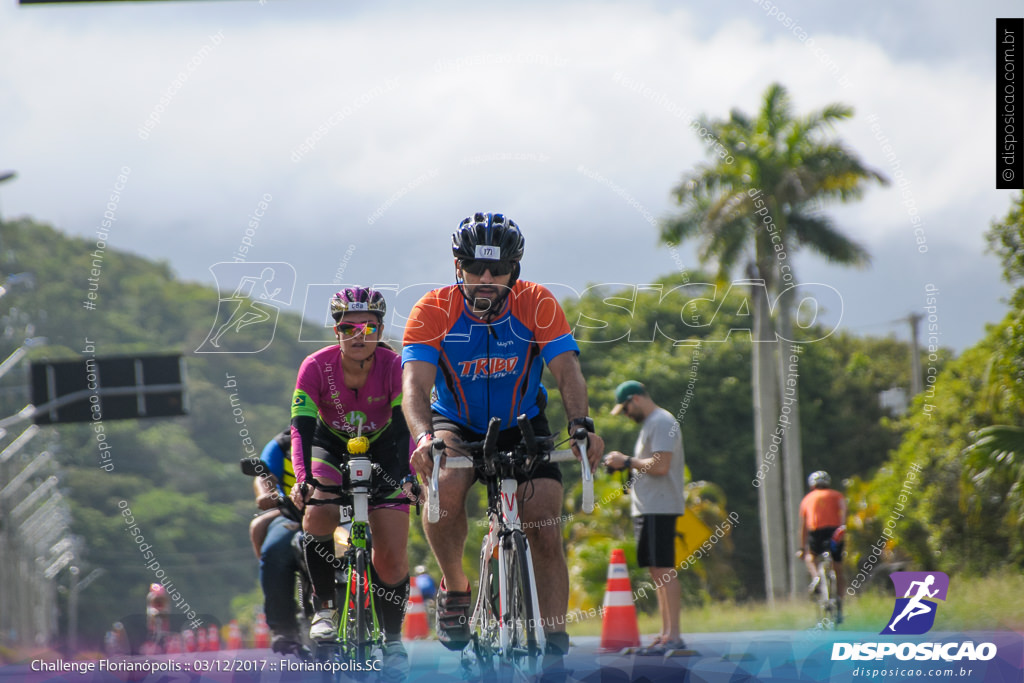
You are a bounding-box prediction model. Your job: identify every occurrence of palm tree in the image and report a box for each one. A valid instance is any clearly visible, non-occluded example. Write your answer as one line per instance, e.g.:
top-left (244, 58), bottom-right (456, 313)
top-left (660, 83), bottom-right (887, 601)
top-left (962, 425), bottom-right (1024, 529)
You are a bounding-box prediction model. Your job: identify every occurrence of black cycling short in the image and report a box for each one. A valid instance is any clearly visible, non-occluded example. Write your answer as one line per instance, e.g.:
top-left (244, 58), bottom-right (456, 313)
top-left (431, 411), bottom-right (563, 485)
top-left (634, 514), bottom-right (679, 568)
top-left (808, 527), bottom-right (843, 557)
top-left (311, 421), bottom-right (411, 511)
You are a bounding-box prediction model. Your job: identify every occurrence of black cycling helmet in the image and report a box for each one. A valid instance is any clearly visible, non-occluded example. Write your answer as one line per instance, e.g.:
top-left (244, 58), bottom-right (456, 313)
top-left (452, 213), bottom-right (525, 318)
top-left (452, 212), bottom-right (525, 264)
top-left (330, 287), bottom-right (387, 323)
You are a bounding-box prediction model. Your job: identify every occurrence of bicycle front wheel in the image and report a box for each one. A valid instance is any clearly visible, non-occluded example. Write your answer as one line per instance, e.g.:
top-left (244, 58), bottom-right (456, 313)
top-left (502, 531), bottom-right (542, 670)
top-left (343, 547), bottom-right (375, 665)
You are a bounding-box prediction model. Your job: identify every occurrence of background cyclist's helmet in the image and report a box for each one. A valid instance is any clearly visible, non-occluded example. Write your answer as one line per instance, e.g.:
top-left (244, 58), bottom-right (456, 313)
top-left (147, 583), bottom-right (169, 609)
top-left (808, 470), bottom-right (831, 489)
top-left (451, 212), bottom-right (525, 265)
top-left (329, 287), bottom-right (387, 323)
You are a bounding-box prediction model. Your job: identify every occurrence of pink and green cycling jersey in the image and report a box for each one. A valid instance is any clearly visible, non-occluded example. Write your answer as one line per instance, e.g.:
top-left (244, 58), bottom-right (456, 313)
top-left (290, 345), bottom-right (403, 483)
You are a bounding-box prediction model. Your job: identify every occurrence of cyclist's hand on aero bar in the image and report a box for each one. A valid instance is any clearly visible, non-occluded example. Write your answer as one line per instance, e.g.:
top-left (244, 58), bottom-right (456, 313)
top-left (290, 480), bottom-right (313, 512)
top-left (574, 430), bottom-right (605, 473)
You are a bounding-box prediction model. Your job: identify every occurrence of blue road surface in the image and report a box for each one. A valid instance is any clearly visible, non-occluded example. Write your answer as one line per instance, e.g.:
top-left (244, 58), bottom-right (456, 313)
top-left (1, 631), bottom-right (1021, 683)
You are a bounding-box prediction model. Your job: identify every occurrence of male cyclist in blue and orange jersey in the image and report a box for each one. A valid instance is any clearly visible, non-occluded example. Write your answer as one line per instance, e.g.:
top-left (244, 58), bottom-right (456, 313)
top-left (402, 213), bottom-right (605, 658)
top-left (288, 287), bottom-right (412, 679)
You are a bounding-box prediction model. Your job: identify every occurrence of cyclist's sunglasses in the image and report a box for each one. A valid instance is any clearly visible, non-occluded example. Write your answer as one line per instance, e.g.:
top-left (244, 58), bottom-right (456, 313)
top-left (460, 259), bottom-right (516, 277)
top-left (336, 321), bottom-right (381, 337)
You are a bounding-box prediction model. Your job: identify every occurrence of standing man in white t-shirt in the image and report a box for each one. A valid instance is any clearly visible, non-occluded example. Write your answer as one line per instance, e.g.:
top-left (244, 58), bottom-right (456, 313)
top-left (603, 380), bottom-right (686, 654)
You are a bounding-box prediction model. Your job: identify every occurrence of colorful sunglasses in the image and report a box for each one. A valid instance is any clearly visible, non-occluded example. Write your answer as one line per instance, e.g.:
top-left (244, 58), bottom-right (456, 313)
top-left (336, 321), bottom-right (381, 337)
top-left (460, 259), bottom-right (515, 276)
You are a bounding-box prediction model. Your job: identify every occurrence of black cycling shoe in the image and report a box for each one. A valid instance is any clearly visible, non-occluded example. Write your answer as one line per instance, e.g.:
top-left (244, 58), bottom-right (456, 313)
top-left (436, 584), bottom-right (472, 651)
top-left (272, 635), bottom-right (312, 659)
top-left (541, 633), bottom-right (573, 683)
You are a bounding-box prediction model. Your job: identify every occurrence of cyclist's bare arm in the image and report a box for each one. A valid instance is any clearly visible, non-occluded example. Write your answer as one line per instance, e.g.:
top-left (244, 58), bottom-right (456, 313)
top-left (799, 511), bottom-right (808, 552)
top-left (403, 359), bottom-right (440, 482)
top-left (637, 450), bottom-right (673, 476)
top-left (253, 473), bottom-right (282, 510)
top-left (546, 351), bottom-right (604, 470)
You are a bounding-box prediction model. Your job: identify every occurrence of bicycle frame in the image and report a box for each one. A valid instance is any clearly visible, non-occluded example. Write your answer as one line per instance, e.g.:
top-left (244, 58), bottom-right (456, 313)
top-left (427, 415), bottom-right (593, 668)
top-left (337, 457), bottom-right (379, 655)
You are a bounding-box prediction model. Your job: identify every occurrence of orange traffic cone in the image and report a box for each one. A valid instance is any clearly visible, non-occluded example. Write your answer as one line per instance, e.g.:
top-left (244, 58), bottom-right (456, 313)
top-left (598, 548), bottom-right (640, 652)
top-left (195, 628), bottom-right (207, 652)
top-left (207, 624), bottom-right (221, 651)
top-left (164, 634), bottom-right (182, 654)
top-left (253, 613), bottom-right (270, 649)
top-left (403, 581), bottom-right (429, 640)
top-left (227, 620), bottom-right (242, 650)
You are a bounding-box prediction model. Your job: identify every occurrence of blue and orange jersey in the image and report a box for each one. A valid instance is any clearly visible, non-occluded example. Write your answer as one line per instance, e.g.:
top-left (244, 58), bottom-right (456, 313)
top-left (402, 280), bottom-right (579, 433)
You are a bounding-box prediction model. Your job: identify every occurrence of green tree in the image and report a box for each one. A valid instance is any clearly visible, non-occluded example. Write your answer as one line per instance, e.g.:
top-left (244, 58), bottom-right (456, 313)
top-left (659, 83), bottom-right (887, 599)
top-left (0, 218), bottom-right (313, 650)
top-left (958, 190), bottom-right (1024, 553)
top-left (555, 275), bottom-right (907, 604)
top-left (867, 315), bottom-right (1024, 574)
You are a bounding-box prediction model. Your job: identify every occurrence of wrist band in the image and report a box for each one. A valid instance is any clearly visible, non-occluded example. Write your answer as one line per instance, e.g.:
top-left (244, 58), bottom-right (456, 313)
top-left (567, 416), bottom-right (595, 436)
top-left (415, 431), bottom-right (434, 448)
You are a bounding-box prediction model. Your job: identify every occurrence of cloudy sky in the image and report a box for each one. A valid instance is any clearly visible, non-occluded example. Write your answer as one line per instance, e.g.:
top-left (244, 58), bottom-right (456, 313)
top-left (0, 0), bottom-right (1019, 351)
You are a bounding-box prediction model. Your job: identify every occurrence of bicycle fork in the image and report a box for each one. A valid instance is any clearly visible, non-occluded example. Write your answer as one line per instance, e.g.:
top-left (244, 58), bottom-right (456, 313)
top-left (496, 479), bottom-right (545, 656)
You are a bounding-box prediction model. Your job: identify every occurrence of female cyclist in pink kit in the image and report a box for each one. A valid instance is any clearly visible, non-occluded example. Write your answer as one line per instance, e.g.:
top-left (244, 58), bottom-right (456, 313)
top-left (289, 287), bottom-right (412, 679)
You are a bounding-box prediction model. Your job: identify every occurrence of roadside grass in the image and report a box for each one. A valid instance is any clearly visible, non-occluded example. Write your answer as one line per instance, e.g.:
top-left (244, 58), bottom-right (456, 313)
top-left (567, 571), bottom-right (1024, 637)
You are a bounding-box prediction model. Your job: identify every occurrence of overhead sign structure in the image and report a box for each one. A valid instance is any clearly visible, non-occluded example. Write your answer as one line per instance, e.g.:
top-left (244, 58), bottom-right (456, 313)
top-left (29, 354), bottom-right (187, 425)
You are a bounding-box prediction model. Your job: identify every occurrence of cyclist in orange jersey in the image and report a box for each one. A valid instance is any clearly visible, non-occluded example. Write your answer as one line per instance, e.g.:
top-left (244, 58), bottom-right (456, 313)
top-left (799, 471), bottom-right (847, 620)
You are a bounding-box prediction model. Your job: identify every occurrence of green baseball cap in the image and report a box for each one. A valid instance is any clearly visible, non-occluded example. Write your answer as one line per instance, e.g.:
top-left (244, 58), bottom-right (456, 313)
top-left (611, 380), bottom-right (646, 415)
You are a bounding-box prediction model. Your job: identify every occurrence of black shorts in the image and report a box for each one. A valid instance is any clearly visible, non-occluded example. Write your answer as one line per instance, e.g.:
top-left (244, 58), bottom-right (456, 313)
top-left (808, 527), bottom-right (844, 557)
top-left (634, 514), bottom-right (679, 568)
top-left (311, 422), bottom-right (411, 510)
top-left (431, 411), bottom-right (563, 485)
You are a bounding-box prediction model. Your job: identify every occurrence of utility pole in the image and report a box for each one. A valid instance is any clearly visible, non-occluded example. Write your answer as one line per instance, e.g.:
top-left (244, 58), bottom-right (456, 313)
top-left (908, 313), bottom-right (923, 396)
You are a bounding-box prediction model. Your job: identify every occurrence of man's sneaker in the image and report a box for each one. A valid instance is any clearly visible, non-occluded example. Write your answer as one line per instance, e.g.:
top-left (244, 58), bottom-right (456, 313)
top-left (381, 640), bottom-right (410, 682)
top-left (639, 637), bottom-right (686, 655)
top-left (309, 609), bottom-right (340, 642)
top-left (436, 584), bottom-right (472, 651)
top-left (271, 635), bottom-right (312, 659)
